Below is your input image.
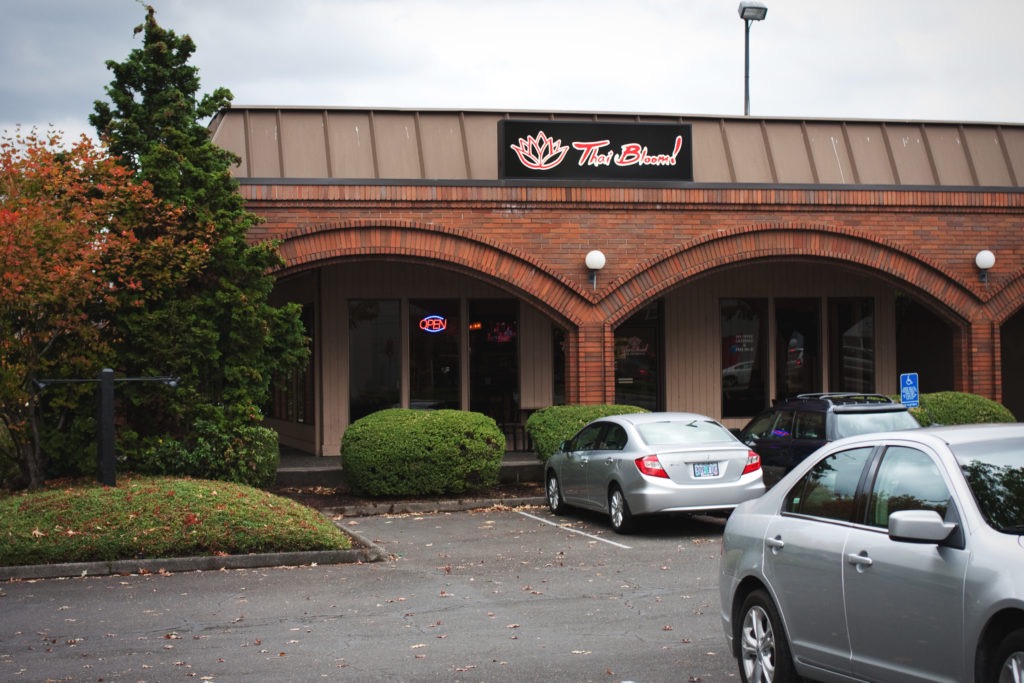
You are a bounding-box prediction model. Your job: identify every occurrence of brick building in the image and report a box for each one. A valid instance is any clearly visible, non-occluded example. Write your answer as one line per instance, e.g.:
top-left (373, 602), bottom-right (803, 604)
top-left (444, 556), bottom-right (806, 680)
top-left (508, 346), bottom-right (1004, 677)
top-left (209, 108), bottom-right (1024, 456)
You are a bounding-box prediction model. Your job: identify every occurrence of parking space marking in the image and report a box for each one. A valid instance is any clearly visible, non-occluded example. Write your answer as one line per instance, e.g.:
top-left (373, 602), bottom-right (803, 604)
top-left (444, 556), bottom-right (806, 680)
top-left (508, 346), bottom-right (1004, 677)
top-left (516, 510), bottom-right (632, 549)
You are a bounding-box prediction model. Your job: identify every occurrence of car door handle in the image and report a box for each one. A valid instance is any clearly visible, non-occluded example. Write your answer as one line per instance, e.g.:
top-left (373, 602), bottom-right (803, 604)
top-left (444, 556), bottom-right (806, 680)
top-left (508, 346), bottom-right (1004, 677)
top-left (765, 536), bottom-right (784, 554)
top-left (846, 551), bottom-right (873, 571)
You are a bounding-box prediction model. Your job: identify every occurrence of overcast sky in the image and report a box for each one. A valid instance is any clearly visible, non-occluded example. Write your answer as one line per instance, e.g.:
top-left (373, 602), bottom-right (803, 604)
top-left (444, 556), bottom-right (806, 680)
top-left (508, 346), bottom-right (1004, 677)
top-left (3, 0), bottom-right (1022, 143)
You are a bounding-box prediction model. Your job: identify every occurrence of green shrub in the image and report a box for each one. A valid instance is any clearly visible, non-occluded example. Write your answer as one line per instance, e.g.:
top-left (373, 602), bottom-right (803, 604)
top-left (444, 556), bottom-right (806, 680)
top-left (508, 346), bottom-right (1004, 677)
top-left (908, 391), bottom-right (1016, 427)
top-left (0, 476), bottom-right (350, 566)
top-left (526, 404), bottom-right (648, 462)
top-left (341, 409), bottom-right (504, 496)
top-left (123, 421), bottom-right (280, 489)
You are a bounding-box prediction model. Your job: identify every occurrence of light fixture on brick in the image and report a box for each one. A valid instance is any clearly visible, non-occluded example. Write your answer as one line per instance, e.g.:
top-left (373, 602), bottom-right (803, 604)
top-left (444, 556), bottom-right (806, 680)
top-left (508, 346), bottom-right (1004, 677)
top-left (585, 250), bottom-right (606, 290)
top-left (975, 249), bottom-right (995, 283)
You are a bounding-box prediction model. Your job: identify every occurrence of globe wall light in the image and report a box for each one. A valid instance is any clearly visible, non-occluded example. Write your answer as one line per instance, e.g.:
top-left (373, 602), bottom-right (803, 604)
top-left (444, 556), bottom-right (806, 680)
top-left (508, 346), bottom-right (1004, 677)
top-left (585, 249), bottom-right (606, 290)
top-left (738, 1), bottom-right (768, 116)
top-left (975, 249), bottom-right (996, 283)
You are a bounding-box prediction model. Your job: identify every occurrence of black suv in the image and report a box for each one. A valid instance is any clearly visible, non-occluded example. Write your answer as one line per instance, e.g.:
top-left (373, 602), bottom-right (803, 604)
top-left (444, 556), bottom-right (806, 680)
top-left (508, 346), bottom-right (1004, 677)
top-left (737, 393), bottom-right (920, 474)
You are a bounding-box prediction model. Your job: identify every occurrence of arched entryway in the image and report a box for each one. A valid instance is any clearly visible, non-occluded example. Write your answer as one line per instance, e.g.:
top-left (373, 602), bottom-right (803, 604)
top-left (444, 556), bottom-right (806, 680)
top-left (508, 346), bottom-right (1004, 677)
top-left (269, 259), bottom-right (572, 456)
top-left (605, 263), bottom-right (964, 427)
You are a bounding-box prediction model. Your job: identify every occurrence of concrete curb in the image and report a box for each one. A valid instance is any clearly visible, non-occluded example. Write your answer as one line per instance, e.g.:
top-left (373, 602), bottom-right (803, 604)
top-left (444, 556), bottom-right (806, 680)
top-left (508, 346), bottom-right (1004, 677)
top-left (0, 498), bottom-right (546, 581)
top-left (322, 496), bottom-right (546, 518)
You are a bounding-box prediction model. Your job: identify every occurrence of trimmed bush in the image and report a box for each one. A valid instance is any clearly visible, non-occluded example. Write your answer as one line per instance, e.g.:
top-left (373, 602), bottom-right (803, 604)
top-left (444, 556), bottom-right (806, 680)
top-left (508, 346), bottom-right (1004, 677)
top-left (526, 404), bottom-right (648, 462)
top-left (123, 421), bottom-right (280, 489)
top-left (908, 391), bottom-right (1016, 427)
top-left (341, 409), bottom-right (504, 496)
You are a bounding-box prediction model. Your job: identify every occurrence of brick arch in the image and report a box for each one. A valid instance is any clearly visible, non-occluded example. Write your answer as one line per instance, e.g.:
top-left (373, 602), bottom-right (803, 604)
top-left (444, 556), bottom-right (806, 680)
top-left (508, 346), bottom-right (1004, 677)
top-left (987, 268), bottom-right (1024, 324)
top-left (272, 219), bottom-right (590, 326)
top-left (600, 222), bottom-right (978, 326)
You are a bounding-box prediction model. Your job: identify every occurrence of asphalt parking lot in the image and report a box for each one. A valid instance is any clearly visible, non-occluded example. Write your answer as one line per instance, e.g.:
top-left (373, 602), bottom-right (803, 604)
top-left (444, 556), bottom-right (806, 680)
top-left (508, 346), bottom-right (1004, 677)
top-left (1, 506), bottom-right (738, 682)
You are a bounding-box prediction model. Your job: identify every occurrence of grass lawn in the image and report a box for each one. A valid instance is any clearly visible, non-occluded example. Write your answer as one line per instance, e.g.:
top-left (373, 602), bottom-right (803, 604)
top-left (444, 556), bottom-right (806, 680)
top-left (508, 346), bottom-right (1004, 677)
top-left (0, 475), bottom-right (351, 567)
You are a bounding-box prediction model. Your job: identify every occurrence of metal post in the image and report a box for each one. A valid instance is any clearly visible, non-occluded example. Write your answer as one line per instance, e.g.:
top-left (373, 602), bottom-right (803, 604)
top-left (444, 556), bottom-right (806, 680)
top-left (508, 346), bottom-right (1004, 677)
top-left (98, 368), bottom-right (116, 486)
top-left (744, 19), bottom-right (752, 116)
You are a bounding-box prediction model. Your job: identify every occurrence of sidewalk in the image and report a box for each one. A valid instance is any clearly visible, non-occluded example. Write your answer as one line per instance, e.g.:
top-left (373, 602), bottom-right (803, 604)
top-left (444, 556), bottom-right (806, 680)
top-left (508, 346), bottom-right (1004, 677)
top-left (276, 448), bottom-right (543, 487)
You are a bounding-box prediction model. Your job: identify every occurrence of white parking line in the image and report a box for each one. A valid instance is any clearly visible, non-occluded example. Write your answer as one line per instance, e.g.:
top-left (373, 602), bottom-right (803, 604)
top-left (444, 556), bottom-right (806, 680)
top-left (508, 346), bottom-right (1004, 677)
top-left (516, 510), bottom-right (633, 549)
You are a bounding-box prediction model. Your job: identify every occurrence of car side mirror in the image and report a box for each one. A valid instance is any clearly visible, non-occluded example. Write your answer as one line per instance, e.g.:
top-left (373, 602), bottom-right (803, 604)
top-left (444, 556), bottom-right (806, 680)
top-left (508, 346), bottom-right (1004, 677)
top-left (888, 509), bottom-right (956, 544)
top-left (559, 440), bottom-right (570, 452)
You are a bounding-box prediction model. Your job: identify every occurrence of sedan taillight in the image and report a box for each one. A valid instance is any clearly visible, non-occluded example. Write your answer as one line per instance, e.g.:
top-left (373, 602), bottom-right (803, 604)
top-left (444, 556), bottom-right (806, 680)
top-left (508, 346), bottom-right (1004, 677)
top-left (635, 455), bottom-right (670, 479)
top-left (742, 450), bottom-right (761, 475)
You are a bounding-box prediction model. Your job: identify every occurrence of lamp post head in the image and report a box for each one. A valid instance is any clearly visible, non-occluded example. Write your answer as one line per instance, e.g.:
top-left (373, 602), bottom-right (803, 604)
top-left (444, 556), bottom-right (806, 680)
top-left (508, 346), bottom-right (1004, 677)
top-left (739, 1), bottom-right (767, 21)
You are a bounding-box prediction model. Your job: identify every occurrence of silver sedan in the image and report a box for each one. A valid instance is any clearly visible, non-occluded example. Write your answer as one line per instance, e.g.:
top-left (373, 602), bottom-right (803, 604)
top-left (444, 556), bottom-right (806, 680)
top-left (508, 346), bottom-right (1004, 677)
top-left (719, 423), bottom-right (1024, 683)
top-left (545, 412), bottom-right (765, 533)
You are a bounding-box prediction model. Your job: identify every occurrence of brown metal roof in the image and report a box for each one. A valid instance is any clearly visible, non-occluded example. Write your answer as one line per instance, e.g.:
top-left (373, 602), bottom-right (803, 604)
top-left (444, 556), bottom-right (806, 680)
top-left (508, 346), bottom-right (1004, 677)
top-left (209, 107), bottom-right (1024, 187)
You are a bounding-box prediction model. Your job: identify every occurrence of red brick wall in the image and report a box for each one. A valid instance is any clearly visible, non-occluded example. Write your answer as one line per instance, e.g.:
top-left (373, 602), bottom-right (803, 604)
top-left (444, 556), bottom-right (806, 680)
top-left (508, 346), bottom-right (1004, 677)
top-left (242, 183), bottom-right (1024, 404)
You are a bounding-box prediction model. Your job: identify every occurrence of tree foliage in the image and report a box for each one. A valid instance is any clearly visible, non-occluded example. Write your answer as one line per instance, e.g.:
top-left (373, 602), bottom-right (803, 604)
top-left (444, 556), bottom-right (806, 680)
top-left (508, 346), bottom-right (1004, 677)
top-left (0, 129), bottom-right (205, 488)
top-left (87, 5), bottom-right (308, 466)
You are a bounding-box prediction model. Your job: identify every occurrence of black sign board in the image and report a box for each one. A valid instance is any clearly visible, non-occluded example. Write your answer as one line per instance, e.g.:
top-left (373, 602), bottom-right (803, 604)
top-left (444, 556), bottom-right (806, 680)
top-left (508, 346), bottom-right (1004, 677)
top-left (499, 120), bottom-right (693, 182)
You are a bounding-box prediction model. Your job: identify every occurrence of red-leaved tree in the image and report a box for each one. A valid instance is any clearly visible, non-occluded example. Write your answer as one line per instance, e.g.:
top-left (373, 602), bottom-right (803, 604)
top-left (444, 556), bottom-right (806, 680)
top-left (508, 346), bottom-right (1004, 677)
top-left (0, 128), bottom-right (207, 489)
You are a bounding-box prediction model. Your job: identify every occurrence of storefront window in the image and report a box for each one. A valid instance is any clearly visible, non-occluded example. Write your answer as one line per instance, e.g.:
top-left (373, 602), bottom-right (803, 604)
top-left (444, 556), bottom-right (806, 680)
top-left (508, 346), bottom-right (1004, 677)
top-left (349, 299), bottom-right (400, 422)
top-left (776, 298), bottom-right (821, 398)
top-left (410, 299), bottom-right (460, 410)
top-left (830, 298), bottom-right (874, 393)
top-left (615, 302), bottom-right (662, 411)
top-left (553, 326), bottom-right (566, 406)
top-left (270, 304), bottom-right (314, 423)
top-left (721, 298), bottom-right (768, 417)
top-left (469, 300), bottom-right (519, 424)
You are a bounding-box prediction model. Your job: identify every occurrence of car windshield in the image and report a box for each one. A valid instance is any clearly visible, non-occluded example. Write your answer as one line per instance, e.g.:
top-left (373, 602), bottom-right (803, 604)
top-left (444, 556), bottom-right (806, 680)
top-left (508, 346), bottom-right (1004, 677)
top-left (636, 419), bottom-right (736, 446)
top-left (953, 439), bottom-right (1024, 534)
top-left (832, 410), bottom-right (920, 439)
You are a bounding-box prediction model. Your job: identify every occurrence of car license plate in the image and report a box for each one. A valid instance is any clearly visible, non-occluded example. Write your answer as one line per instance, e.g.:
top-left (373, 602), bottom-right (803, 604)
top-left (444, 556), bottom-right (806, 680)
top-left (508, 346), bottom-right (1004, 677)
top-left (693, 462), bottom-right (720, 478)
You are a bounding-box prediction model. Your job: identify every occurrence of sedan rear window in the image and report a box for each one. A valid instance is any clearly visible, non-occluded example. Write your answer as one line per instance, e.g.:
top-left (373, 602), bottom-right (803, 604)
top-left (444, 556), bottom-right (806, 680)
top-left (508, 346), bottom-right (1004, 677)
top-left (636, 420), bottom-right (735, 446)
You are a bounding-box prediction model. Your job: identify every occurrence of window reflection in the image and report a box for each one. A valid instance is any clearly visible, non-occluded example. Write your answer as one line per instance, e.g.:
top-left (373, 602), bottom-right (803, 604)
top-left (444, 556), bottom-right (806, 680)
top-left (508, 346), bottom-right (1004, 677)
top-left (721, 299), bottom-right (768, 417)
top-left (410, 299), bottom-right (460, 410)
top-left (615, 303), bottom-right (662, 411)
top-left (776, 299), bottom-right (821, 398)
top-left (784, 447), bottom-right (872, 521)
top-left (867, 446), bottom-right (950, 527)
top-left (830, 298), bottom-right (874, 393)
top-left (955, 441), bottom-right (1024, 533)
top-left (349, 299), bottom-right (400, 422)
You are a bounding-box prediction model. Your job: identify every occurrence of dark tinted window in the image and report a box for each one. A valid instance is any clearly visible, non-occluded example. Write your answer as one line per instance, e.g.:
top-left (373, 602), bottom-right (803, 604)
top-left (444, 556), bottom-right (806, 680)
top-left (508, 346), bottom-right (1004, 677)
top-left (572, 424), bottom-right (604, 451)
top-left (793, 411), bottom-right (826, 440)
top-left (767, 410), bottom-right (796, 440)
top-left (784, 447), bottom-right (873, 521)
top-left (601, 424), bottom-right (628, 450)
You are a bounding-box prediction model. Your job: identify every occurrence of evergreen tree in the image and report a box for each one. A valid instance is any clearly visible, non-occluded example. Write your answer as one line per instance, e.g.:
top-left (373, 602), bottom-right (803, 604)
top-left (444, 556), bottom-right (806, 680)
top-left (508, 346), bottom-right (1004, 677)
top-left (89, 5), bottom-right (307, 456)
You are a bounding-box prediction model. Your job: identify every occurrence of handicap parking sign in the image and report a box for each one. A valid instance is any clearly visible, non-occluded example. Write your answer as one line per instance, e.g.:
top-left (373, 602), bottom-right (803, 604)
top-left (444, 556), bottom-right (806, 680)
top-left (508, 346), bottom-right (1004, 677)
top-left (900, 372), bottom-right (919, 407)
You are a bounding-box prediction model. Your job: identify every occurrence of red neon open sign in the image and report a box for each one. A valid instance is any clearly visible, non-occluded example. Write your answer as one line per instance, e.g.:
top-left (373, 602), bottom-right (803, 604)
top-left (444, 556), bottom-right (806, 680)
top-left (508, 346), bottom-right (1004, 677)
top-left (419, 315), bottom-right (448, 333)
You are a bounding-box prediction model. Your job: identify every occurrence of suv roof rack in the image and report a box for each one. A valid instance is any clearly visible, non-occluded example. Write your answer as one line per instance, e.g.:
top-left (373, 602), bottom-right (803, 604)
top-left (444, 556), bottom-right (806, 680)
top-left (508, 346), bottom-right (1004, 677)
top-left (793, 392), bottom-right (895, 405)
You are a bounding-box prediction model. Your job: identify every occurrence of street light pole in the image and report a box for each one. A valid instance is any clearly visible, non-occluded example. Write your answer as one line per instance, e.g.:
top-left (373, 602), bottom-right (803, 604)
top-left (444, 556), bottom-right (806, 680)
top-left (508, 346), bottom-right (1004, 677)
top-left (738, 1), bottom-right (768, 116)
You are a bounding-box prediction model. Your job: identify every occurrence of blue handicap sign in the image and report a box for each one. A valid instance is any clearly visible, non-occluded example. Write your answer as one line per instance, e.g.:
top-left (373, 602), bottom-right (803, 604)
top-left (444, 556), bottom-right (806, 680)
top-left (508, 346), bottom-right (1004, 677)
top-left (900, 372), bottom-right (919, 407)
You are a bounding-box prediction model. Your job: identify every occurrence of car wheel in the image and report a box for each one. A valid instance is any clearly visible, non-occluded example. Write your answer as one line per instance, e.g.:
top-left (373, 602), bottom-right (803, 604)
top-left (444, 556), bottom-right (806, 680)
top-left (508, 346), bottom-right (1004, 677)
top-left (608, 485), bottom-right (635, 534)
top-left (737, 589), bottom-right (798, 683)
top-left (988, 627), bottom-right (1024, 683)
top-left (546, 472), bottom-right (566, 515)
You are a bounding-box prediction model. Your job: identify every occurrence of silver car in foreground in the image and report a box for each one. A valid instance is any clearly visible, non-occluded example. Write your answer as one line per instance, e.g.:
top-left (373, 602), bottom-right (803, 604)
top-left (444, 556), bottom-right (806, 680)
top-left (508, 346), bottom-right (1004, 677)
top-left (719, 424), bottom-right (1024, 683)
top-left (545, 412), bottom-right (764, 533)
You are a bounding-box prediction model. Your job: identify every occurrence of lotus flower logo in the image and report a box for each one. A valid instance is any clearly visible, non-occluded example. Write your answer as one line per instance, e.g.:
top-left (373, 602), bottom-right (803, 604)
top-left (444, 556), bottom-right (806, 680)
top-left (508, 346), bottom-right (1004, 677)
top-left (509, 131), bottom-right (569, 171)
